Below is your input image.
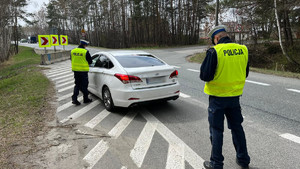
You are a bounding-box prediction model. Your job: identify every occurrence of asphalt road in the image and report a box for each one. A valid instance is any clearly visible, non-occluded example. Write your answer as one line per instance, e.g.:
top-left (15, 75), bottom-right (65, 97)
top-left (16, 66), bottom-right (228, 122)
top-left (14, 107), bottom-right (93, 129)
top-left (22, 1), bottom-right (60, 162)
top-left (20, 43), bottom-right (300, 169)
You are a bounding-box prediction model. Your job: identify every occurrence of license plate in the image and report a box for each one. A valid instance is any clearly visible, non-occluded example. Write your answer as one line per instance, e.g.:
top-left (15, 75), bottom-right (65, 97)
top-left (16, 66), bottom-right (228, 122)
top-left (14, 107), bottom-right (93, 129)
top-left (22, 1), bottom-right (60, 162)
top-left (146, 77), bottom-right (164, 84)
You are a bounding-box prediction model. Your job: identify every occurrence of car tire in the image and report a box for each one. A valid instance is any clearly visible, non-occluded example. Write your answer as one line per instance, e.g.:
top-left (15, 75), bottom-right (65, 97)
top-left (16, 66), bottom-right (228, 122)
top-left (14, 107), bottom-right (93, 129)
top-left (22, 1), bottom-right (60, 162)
top-left (103, 86), bottom-right (115, 111)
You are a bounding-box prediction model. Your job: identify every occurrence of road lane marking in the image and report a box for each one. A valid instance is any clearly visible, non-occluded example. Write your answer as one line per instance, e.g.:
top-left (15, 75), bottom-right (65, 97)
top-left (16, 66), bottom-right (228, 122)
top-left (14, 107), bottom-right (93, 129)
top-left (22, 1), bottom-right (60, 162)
top-left (52, 74), bottom-right (73, 81)
top-left (84, 111), bottom-right (136, 168)
top-left (56, 77), bottom-right (74, 84)
top-left (47, 70), bottom-right (72, 78)
top-left (83, 140), bottom-right (109, 169)
top-left (166, 143), bottom-right (185, 169)
top-left (130, 121), bottom-right (158, 168)
top-left (56, 80), bottom-right (74, 88)
top-left (108, 111), bottom-right (137, 138)
top-left (84, 109), bottom-right (110, 129)
top-left (187, 69), bottom-right (200, 73)
top-left (179, 93), bottom-right (191, 98)
top-left (246, 80), bottom-right (270, 86)
top-left (60, 100), bottom-right (100, 123)
top-left (46, 67), bottom-right (71, 74)
top-left (286, 88), bottom-right (300, 93)
top-left (57, 97), bottom-right (83, 113)
top-left (58, 85), bottom-right (73, 93)
top-left (57, 92), bottom-right (73, 102)
top-left (140, 110), bottom-right (204, 169)
top-left (280, 133), bottom-right (300, 144)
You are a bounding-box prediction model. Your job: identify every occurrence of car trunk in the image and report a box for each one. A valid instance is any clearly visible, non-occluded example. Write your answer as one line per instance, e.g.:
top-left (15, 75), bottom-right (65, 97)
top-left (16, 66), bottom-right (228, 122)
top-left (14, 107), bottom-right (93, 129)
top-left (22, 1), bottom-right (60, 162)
top-left (124, 66), bottom-right (177, 89)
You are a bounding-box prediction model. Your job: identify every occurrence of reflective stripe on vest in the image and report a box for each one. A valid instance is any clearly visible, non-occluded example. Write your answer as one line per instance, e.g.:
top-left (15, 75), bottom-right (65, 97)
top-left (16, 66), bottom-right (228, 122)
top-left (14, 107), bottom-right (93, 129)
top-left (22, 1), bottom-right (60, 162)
top-left (71, 48), bottom-right (89, 72)
top-left (204, 43), bottom-right (248, 97)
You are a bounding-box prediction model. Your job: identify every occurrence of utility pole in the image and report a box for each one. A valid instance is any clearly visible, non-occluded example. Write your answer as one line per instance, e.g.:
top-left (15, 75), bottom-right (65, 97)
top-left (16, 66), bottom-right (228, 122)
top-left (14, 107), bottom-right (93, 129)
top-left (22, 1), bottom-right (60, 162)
top-left (215, 0), bottom-right (219, 26)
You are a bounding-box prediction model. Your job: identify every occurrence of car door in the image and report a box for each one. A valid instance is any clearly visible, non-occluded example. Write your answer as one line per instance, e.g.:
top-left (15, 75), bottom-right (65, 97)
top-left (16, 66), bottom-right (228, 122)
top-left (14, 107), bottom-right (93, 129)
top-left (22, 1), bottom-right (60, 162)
top-left (89, 54), bottom-right (103, 96)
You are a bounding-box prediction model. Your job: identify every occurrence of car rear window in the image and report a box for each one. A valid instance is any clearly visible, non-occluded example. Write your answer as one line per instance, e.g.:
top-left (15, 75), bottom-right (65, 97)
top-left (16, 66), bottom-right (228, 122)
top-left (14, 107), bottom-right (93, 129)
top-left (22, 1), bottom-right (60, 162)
top-left (114, 55), bottom-right (165, 68)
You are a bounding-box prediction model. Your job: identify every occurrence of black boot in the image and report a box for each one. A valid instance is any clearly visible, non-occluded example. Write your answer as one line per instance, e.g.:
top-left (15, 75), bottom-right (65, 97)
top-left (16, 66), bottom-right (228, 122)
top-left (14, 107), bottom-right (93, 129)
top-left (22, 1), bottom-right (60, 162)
top-left (236, 158), bottom-right (249, 169)
top-left (203, 161), bottom-right (214, 169)
top-left (84, 98), bottom-right (92, 103)
top-left (72, 100), bottom-right (81, 105)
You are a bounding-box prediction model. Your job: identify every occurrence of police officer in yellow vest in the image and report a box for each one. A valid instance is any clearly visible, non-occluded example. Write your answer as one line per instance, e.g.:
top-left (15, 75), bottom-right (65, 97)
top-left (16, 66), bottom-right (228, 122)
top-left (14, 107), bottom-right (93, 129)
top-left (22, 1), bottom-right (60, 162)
top-left (71, 40), bottom-right (93, 105)
top-left (200, 25), bottom-right (250, 169)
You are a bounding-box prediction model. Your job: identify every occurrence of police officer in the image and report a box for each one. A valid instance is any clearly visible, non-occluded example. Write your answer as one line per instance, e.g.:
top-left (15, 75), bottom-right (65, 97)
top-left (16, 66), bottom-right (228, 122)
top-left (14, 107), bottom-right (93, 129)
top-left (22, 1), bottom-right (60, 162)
top-left (71, 40), bottom-right (93, 105)
top-left (200, 25), bottom-right (250, 169)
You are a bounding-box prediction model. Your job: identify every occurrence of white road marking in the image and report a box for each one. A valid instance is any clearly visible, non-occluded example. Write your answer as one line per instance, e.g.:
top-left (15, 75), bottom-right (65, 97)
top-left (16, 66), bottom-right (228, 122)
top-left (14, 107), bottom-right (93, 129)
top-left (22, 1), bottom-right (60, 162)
top-left (108, 111), bottom-right (137, 138)
top-left (56, 80), bottom-right (74, 88)
top-left (84, 109), bottom-right (111, 129)
top-left (84, 111), bottom-right (136, 168)
top-left (56, 77), bottom-right (74, 84)
top-left (57, 97), bottom-right (83, 113)
top-left (140, 110), bottom-right (204, 169)
top-left (130, 121), bottom-right (158, 168)
top-left (179, 93), bottom-right (191, 98)
top-left (52, 74), bottom-right (73, 81)
top-left (57, 92), bottom-right (73, 102)
top-left (58, 85), bottom-right (74, 93)
top-left (280, 133), bottom-right (300, 144)
top-left (286, 88), bottom-right (300, 93)
top-left (46, 67), bottom-right (71, 73)
top-left (83, 140), bottom-right (109, 169)
top-left (246, 80), bottom-right (270, 86)
top-left (187, 69), bottom-right (200, 73)
top-left (166, 143), bottom-right (185, 169)
top-left (47, 70), bottom-right (72, 78)
top-left (121, 167), bottom-right (127, 169)
top-left (60, 100), bottom-right (100, 123)
top-left (172, 65), bottom-right (181, 68)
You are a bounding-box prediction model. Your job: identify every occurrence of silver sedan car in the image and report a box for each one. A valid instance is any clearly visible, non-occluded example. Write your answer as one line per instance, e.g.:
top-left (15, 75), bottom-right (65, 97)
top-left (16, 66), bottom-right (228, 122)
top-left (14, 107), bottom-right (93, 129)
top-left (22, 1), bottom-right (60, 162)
top-left (88, 50), bottom-right (180, 111)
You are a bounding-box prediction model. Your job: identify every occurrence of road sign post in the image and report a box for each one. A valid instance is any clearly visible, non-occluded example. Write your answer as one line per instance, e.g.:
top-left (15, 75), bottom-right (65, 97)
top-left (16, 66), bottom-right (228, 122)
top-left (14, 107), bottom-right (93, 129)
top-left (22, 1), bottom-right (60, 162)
top-left (38, 35), bottom-right (51, 53)
top-left (50, 35), bottom-right (59, 52)
top-left (60, 35), bottom-right (68, 51)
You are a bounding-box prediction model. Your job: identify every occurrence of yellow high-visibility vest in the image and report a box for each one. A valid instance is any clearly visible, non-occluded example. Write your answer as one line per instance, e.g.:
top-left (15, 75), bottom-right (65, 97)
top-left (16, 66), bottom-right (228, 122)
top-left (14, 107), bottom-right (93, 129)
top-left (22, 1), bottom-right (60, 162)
top-left (204, 43), bottom-right (248, 97)
top-left (71, 48), bottom-right (89, 72)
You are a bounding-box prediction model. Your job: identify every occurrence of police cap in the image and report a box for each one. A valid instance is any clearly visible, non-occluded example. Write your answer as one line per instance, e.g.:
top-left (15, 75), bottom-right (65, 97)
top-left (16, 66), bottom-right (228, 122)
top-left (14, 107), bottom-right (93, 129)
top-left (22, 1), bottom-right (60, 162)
top-left (80, 39), bottom-right (89, 45)
top-left (208, 25), bottom-right (227, 39)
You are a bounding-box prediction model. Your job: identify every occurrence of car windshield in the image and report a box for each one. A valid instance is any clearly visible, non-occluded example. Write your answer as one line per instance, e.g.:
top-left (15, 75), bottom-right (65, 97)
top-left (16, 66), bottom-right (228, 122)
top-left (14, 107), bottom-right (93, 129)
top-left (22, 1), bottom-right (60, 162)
top-left (114, 55), bottom-right (165, 68)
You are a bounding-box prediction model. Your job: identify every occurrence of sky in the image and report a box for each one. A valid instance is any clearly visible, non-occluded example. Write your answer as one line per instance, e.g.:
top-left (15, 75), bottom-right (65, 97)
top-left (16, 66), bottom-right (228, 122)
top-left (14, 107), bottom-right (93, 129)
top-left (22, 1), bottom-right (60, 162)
top-left (25, 0), bottom-right (49, 13)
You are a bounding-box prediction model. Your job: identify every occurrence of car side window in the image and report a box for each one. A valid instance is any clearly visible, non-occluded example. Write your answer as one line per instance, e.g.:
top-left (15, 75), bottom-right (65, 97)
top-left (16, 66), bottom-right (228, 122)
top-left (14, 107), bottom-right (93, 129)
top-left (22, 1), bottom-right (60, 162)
top-left (90, 55), bottom-right (100, 67)
top-left (95, 55), bottom-right (114, 69)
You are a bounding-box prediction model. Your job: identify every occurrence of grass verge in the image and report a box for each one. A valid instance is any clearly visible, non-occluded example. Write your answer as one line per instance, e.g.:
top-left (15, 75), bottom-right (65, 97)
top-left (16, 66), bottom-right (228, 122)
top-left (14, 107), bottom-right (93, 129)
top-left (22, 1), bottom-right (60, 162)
top-left (0, 46), bottom-right (55, 168)
top-left (189, 52), bottom-right (300, 79)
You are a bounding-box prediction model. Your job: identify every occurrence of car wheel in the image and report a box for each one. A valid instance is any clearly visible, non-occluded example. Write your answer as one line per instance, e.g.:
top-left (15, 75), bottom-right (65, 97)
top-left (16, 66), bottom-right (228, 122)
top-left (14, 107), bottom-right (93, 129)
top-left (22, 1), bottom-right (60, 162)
top-left (103, 86), bottom-right (115, 111)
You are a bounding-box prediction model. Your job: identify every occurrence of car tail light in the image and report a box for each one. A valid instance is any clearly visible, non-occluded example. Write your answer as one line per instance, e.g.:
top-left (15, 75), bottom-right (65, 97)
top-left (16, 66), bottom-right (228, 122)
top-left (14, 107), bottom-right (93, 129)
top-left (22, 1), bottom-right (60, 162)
top-left (169, 70), bottom-right (178, 79)
top-left (114, 74), bottom-right (143, 84)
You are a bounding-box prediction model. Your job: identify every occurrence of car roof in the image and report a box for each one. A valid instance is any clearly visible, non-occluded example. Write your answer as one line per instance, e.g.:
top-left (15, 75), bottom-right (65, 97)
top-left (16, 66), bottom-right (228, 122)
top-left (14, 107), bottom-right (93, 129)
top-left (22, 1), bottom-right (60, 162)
top-left (101, 50), bottom-right (151, 57)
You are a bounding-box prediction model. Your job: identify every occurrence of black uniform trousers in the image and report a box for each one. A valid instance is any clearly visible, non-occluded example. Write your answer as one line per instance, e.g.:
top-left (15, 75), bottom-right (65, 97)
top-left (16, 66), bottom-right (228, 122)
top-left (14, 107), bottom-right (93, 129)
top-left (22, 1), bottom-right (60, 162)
top-left (208, 96), bottom-right (250, 169)
top-left (72, 71), bottom-right (89, 101)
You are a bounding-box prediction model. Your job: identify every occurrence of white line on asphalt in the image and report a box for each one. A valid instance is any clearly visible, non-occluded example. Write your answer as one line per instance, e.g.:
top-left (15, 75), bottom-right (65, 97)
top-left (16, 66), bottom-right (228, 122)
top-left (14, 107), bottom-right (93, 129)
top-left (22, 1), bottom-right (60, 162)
top-left (47, 70), bottom-right (72, 77)
top-left (57, 92), bottom-right (73, 102)
top-left (52, 74), bottom-right (73, 81)
top-left (46, 68), bottom-right (71, 75)
top-left (166, 143), bottom-right (185, 169)
top-left (58, 85), bottom-right (74, 93)
top-left (187, 69), bottom-right (200, 73)
top-left (56, 80), bottom-right (74, 88)
top-left (60, 100), bottom-right (100, 123)
top-left (56, 77), bottom-right (74, 84)
top-left (121, 167), bottom-right (127, 169)
top-left (108, 111), bottom-right (137, 138)
top-left (83, 140), bottom-right (109, 169)
top-left (179, 93), bottom-right (191, 98)
top-left (57, 97), bottom-right (83, 113)
top-left (140, 110), bottom-right (204, 169)
top-left (246, 80), bottom-right (270, 86)
top-left (83, 111), bottom-right (137, 168)
top-left (84, 109), bottom-right (110, 129)
top-left (286, 88), bottom-right (300, 93)
top-left (172, 65), bottom-right (181, 68)
top-left (130, 121), bottom-right (158, 168)
top-left (280, 133), bottom-right (300, 144)
top-left (47, 66), bottom-right (70, 72)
